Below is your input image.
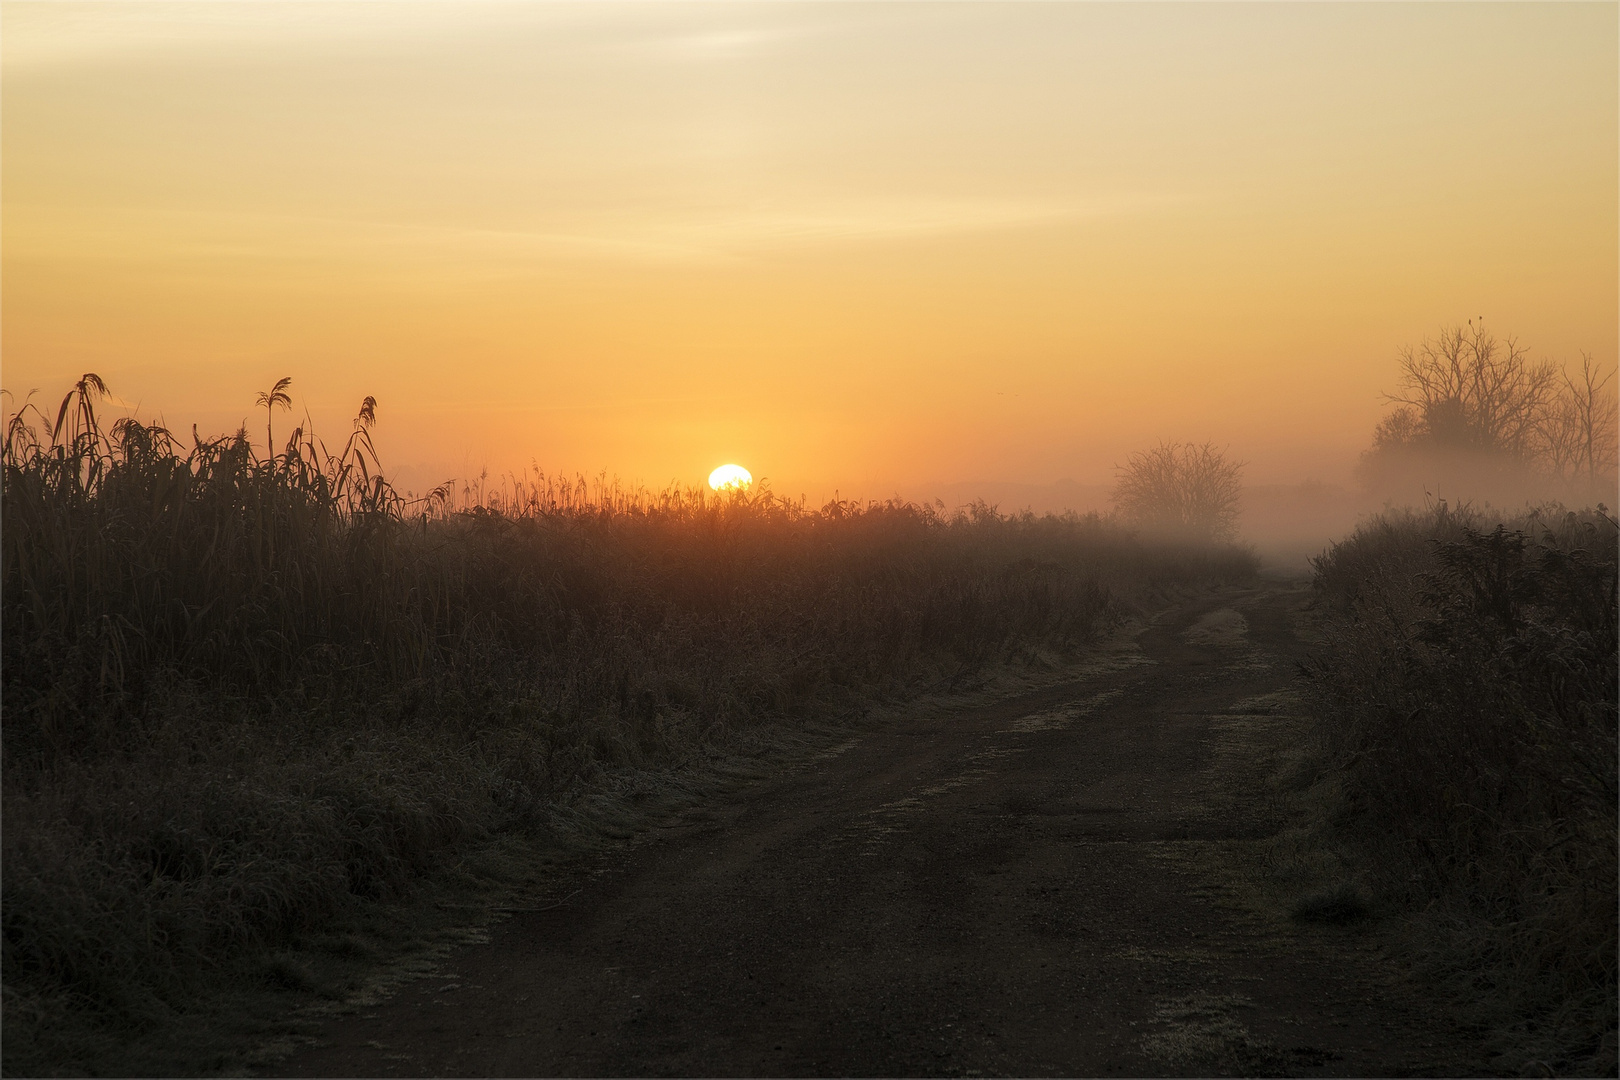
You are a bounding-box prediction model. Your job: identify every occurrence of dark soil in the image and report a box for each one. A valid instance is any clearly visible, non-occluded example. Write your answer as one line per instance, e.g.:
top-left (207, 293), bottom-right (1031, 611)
top-left (274, 583), bottom-right (1490, 1077)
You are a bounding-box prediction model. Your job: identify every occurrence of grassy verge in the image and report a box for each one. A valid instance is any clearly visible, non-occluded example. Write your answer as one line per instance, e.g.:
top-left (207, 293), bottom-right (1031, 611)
top-left (1299, 502), bottom-right (1617, 1075)
top-left (1, 379), bottom-right (1257, 1075)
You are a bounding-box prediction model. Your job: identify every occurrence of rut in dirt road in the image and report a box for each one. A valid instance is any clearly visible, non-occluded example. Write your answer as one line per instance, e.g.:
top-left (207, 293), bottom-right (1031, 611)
top-left (277, 583), bottom-right (1485, 1077)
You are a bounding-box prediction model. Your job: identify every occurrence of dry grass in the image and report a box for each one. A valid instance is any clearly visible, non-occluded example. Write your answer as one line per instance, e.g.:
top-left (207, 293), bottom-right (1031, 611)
top-left (1302, 501), bottom-right (1618, 1075)
top-left (1, 376), bottom-right (1258, 1075)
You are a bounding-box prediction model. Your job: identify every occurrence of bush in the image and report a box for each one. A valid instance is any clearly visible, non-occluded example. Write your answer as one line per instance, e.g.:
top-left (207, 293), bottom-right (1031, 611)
top-left (1111, 440), bottom-right (1244, 543)
top-left (1303, 502), bottom-right (1618, 1071)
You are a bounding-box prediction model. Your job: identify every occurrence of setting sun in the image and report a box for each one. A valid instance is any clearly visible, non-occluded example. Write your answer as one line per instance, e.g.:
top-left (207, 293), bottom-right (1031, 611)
top-left (708, 464), bottom-right (753, 492)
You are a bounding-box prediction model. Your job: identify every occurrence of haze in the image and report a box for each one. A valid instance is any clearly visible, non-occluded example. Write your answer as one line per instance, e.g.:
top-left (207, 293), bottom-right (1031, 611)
top-left (3, 1), bottom-right (1615, 505)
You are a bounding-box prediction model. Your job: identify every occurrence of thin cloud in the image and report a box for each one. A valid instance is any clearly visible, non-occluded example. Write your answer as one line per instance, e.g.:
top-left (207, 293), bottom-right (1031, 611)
top-left (7, 193), bottom-right (1190, 269)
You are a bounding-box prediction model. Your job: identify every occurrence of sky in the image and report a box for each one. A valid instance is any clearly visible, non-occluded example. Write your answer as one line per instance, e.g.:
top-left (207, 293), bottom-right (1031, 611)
top-left (3, 1), bottom-right (1615, 502)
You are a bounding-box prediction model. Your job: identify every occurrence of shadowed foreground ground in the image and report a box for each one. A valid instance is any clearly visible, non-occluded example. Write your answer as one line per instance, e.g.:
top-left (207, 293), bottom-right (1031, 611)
top-left (276, 583), bottom-right (1489, 1077)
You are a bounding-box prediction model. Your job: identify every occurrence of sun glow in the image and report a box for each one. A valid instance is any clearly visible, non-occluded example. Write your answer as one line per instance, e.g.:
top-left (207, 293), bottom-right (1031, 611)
top-left (708, 464), bottom-right (753, 491)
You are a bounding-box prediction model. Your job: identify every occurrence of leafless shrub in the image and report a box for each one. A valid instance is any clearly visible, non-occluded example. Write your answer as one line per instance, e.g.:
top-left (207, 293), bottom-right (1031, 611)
top-left (1111, 440), bottom-right (1244, 543)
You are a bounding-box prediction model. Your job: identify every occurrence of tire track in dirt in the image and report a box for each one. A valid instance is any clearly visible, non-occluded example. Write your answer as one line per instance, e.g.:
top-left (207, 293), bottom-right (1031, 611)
top-left (275, 583), bottom-right (1487, 1077)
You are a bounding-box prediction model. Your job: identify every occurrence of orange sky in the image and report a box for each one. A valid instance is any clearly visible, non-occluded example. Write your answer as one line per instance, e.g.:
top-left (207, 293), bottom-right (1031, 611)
top-left (4, 2), bottom-right (1615, 500)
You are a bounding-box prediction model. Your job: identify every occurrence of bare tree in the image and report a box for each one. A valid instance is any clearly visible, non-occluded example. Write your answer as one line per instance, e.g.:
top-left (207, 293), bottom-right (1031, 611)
top-left (1559, 353), bottom-right (1618, 484)
top-left (1540, 391), bottom-right (1581, 481)
top-left (1385, 321), bottom-right (1560, 460)
top-left (1365, 322), bottom-right (1617, 493)
top-left (1368, 405), bottom-right (1423, 453)
top-left (1112, 441), bottom-right (1244, 543)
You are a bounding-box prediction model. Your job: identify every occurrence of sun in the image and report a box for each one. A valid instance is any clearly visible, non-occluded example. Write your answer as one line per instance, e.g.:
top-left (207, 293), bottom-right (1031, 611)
top-left (708, 464), bottom-right (753, 491)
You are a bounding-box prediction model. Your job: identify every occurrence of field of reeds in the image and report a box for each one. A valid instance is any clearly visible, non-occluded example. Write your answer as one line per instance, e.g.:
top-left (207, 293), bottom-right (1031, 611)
top-left (1302, 502), bottom-right (1618, 1074)
top-left (1, 377), bottom-right (1258, 1074)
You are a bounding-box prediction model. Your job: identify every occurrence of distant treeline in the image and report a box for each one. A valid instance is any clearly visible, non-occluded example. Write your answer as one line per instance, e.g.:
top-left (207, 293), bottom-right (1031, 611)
top-left (1, 375), bottom-right (1256, 1074)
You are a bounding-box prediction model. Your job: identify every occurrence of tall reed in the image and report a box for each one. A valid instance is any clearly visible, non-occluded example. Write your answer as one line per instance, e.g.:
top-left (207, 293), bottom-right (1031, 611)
top-left (2, 375), bottom-right (1258, 1073)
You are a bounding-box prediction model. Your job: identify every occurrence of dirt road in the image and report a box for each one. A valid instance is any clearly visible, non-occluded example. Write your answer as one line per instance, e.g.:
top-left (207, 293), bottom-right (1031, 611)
top-left (278, 583), bottom-right (1486, 1077)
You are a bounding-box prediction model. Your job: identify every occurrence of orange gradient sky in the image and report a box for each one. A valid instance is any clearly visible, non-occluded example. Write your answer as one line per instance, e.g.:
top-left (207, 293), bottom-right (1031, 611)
top-left (4, 2), bottom-right (1615, 500)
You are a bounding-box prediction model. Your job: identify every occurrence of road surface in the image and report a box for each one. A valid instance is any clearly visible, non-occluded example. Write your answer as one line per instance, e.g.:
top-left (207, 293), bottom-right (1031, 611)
top-left (278, 583), bottom-right (1484, 1077)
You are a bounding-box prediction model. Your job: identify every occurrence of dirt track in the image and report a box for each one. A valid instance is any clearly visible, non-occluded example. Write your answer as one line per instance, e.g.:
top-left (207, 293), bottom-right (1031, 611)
top-left (277, 583), bottom-right (1486, 1077)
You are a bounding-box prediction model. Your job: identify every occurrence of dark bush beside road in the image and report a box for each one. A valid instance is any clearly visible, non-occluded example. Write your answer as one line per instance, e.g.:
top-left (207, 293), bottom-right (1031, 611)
top-left (1304, 504), bottom-right (1617, 1073)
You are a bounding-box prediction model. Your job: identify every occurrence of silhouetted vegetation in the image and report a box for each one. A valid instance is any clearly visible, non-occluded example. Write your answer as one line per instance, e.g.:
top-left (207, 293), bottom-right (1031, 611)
top-left (1, 375), bottom-right (1257, 1074)
top-left (1304, 503), bottom-right (1618, 1073)
top-left (1359, 322), bottom-right (1618, 501)
top-left (1110, 440), bottom-right (1245, 543)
